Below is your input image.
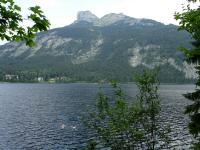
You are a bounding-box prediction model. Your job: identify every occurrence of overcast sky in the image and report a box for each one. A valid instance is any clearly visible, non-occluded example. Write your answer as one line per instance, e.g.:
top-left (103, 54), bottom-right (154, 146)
top-left (0, 0), bottom-right (192, 45)
top-left (15, 0), bottom-right (189, 29)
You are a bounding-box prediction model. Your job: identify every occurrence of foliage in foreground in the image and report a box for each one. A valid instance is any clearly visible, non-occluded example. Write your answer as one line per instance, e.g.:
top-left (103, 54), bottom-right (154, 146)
top-left (175, 0), bottom-right (200, 147)
top-left (0, 0), bottom-right (50, 46)
top-left (84, 70), bottom-right (170, 150)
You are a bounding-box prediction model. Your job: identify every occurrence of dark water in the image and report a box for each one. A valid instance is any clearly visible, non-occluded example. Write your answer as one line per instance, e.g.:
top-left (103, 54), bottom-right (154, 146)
top-left (0, 83), bottom-right (195, 149)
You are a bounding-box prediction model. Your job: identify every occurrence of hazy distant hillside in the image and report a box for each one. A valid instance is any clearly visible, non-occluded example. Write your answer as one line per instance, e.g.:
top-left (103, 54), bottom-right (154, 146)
top-left (0, 11), bottom-right (196, 83)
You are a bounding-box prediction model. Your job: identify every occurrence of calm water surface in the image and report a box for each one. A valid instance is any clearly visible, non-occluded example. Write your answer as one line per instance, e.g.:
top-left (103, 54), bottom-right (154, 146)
top-left (0, 83), bottom-right (195, 149)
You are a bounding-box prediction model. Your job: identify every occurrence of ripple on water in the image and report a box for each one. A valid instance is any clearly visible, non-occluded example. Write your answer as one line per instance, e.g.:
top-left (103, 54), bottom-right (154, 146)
top-left (0, 83), bottom-right (195, 149)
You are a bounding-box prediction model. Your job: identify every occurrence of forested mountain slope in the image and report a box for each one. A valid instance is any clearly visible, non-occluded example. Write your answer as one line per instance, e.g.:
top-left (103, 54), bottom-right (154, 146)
top-left (0, 11), bottom-right (195, 83)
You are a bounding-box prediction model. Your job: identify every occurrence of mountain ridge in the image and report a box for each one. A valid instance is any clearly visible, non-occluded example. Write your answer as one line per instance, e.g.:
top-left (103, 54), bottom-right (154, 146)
top-left (73, 11), bottom-right (164, 27)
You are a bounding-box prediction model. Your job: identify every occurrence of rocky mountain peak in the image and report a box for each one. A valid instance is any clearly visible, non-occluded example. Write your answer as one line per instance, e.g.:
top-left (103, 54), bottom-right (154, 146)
top-left (100, 13), bottom-right (129, 25)
top-left (74, 11), bottom-right (162, 27)
top-left (101, 13), bottom-right (127, 20)
top-left (77, 11), bottom-right (99, 23)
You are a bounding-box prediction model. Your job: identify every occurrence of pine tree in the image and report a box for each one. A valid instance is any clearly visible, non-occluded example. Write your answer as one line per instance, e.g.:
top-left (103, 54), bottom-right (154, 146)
top-left (175, 0), bottom-right (200, 147)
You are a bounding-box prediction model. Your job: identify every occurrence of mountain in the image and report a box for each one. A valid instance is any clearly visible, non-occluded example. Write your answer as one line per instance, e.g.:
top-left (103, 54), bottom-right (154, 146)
top-left (0, 11), bottom-right (196, 83)
top-left (76, 11), bottom-right (99, 23)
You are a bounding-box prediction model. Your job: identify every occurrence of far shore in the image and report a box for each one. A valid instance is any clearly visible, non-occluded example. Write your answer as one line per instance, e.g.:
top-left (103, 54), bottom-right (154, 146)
top-left (0, 81), bottom-right (195, 85)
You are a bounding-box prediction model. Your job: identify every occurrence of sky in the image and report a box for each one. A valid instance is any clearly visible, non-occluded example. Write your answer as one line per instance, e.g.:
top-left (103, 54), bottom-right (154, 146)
top-left (0, 0), bottom-right (194, 45)
top-left (15, 0), bottom-right (189, 29)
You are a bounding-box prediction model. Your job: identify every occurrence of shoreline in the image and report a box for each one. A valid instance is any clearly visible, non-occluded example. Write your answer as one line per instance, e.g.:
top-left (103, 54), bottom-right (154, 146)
top-left (0, 81), bottom-right (195, 85)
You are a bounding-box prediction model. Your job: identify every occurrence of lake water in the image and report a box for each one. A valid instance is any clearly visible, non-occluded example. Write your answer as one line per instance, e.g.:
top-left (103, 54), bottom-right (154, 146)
top-left (0, 83), bottom-right (195, 149)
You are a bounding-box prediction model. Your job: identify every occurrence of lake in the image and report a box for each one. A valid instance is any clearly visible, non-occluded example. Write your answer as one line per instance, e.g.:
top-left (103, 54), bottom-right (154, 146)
top-left (0, 83), bottom-right (195, 149)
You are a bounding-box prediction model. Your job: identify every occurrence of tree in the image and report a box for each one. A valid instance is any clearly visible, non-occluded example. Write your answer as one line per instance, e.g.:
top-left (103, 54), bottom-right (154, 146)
top-left (134, 70), bottom-right (171, 150)
top-left (0, 0), bottom-right (50, 46)
top-left (175, 0), bottom-right (200, 148)
top-left (84, 70), bottom-right (170, 150)
top-left (84, 80), bottom-right (143, 149)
